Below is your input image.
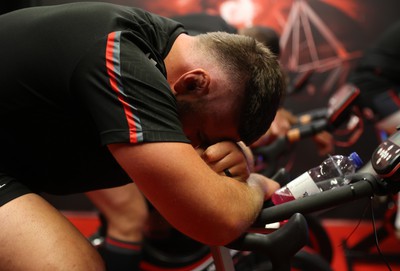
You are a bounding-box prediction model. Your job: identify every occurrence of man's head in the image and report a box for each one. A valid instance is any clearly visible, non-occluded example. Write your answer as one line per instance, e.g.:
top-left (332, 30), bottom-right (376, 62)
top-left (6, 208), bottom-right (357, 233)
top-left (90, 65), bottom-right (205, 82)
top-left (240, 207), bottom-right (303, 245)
top-left (170, 32), bottom-right (285, 147)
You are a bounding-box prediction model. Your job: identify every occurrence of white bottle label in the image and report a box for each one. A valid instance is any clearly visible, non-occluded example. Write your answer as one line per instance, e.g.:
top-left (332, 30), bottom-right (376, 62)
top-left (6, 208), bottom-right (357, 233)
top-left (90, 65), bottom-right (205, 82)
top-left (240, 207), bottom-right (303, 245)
top-left (287, 172), bottom-right (320, 199)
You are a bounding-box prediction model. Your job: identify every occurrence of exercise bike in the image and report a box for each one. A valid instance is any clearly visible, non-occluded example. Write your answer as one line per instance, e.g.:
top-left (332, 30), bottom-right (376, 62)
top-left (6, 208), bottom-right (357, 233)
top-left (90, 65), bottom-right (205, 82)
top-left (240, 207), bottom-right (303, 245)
top-left (218, 124), bottom-right (400, 271)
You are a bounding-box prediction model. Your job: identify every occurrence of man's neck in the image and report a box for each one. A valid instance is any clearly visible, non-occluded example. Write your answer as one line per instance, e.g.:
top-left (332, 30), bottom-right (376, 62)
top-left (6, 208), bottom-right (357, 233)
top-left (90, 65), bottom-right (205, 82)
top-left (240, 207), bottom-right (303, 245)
top-left (165, 34), bottom-right (194, 94)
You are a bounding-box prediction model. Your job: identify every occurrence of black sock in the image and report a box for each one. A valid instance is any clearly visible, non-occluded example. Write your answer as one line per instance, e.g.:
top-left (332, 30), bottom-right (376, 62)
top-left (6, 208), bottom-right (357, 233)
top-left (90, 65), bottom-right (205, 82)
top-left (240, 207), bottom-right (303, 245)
top-left (98, 236), bottom-right (142, 271)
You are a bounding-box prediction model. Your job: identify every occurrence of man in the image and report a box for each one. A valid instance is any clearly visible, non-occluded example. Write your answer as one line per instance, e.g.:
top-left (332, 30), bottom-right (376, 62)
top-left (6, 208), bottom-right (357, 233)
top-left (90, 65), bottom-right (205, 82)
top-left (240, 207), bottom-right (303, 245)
top-left (0, 2), bottom-right (285, 271)
top-left (86, 14), bottom-right (277, 271)
top-left (85, 13), bottom-right (249, 271)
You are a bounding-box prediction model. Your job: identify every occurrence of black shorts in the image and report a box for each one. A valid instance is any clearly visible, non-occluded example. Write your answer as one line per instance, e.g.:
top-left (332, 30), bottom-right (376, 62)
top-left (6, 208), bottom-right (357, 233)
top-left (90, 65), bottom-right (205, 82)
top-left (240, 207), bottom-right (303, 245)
top-left (0, 174), bottom-right (31, 207)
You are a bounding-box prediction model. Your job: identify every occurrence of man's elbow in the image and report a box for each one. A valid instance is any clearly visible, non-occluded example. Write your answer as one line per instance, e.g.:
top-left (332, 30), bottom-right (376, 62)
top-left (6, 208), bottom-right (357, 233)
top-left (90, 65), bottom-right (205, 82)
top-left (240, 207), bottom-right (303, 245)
top-left (188, 218), bottom-right (249, 246)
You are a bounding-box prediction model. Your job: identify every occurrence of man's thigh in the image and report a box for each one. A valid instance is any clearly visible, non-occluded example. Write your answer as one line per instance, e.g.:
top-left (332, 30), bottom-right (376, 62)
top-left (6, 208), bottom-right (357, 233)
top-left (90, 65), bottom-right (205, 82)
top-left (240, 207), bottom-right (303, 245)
top-left (0, 192), bottom-right (105, 271)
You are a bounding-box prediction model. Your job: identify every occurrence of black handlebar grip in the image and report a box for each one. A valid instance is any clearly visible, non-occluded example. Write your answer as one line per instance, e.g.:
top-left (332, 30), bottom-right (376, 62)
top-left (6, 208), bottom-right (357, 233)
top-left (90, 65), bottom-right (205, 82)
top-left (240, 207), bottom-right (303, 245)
top-left (270, 167), bottom-right (291, 187)
top-left (227, 213), bottom-right (308, 271)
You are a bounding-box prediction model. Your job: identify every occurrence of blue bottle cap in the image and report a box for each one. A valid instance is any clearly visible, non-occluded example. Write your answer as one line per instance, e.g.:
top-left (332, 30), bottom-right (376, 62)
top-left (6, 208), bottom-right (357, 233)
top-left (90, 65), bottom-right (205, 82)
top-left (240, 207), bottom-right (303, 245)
top-left (349, 152), bottom-right (363, 169)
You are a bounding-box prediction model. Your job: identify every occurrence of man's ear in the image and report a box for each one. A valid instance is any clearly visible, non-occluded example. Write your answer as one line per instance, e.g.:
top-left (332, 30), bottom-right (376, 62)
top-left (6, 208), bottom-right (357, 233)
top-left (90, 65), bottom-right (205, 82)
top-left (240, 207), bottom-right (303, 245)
top-left (174, 69), bottom-right (210, 96)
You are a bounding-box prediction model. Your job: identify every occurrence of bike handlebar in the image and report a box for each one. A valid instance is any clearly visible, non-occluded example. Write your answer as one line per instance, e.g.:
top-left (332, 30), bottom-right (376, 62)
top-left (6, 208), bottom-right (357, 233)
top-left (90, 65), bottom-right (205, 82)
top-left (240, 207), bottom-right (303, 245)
top-left (252, 172), bottom-right (384, 228)
top-left (227, 213), bottom-right (308, 271)
top-left (296, 108), bottom-right (328, 125)
top-left (225, 159), bottom-right (399, 271)
top-left (252, 154), bottom-right (400, 228)
top-left (252, 84), bottom-right (361, 179)
top-left (252, 118), bottom-right (329, 178)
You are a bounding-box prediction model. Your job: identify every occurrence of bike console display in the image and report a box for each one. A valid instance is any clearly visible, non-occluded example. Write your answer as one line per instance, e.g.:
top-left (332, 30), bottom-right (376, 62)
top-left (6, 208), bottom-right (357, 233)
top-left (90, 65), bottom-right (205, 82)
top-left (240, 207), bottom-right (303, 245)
top-left (371, 127), bottom-right (400, 181)
top-left (326, 83), bottom-right (360, 128)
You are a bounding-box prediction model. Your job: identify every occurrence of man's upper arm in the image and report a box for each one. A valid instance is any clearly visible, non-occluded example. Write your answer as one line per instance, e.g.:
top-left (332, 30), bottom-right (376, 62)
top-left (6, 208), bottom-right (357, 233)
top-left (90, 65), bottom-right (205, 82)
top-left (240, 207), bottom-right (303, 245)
top-left (108, 141), bottom-right (215, 209)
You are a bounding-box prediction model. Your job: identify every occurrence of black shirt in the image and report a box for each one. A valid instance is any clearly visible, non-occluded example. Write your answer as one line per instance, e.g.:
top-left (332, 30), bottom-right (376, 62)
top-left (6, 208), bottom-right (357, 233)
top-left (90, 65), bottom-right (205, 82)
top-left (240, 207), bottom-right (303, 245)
top-left (0, 2), bottom-right (190, 194)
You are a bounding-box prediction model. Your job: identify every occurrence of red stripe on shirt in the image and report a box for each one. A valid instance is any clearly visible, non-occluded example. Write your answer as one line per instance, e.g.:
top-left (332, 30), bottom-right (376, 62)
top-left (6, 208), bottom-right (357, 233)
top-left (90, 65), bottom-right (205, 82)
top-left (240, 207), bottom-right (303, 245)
top-left (106, 32), bottom-right (139, 143)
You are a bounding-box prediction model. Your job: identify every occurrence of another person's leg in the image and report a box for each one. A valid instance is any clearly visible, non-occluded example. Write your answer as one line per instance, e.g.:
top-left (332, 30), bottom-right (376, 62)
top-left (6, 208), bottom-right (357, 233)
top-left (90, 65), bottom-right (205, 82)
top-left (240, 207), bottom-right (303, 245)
top-left (0, 182), bottom-right (104, 271)
top-left (86, 182), bottom-right (149, 271)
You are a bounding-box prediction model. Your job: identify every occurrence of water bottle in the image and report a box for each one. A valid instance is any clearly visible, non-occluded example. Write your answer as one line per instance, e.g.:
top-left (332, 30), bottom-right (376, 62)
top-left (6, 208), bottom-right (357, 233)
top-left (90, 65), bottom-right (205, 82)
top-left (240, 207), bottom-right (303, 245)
top-left (271, 152), bottom-right (363, 205)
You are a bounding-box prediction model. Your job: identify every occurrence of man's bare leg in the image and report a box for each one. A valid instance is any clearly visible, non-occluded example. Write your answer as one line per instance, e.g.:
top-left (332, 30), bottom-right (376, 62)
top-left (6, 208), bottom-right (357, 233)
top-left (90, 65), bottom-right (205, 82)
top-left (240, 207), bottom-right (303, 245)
top-left (0, 193), bottom-right (105, 271)
top-left (86, 183), bottom-right (149, 271)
